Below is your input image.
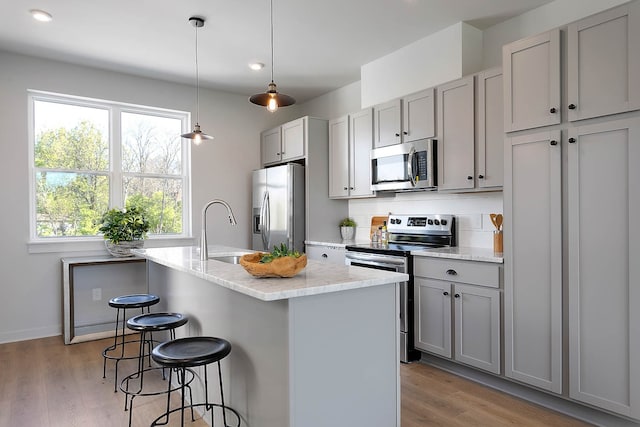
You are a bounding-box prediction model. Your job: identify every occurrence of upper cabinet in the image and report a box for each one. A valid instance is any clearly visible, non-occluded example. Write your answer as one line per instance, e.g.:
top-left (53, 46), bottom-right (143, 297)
top-left (261, 117), bottom-right (306, 166)
top-left (329, 109), bottom-right (375, 199)
top-left (476, 68), bottom-right (504, 189)
top-left (373, 99), bottom-right (402, 147)
top-left (567, 2), bottom-right (640, 121)
top-left (373, 89), bottom-right (435, 148)
top-left (503, 29), bottom-right (561, 132)
top-left (437, 75), bottom-right (475, 191)
top-left (261, 126), bottom-right (282, 166)
top-left (402, 88), bottom-right (436, 143)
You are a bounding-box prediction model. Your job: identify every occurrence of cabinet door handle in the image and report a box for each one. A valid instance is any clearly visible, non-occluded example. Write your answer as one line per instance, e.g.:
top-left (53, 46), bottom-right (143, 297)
top-left (349, 187), bottom-right (354, 190)
top-left (478, 174), bottom-right (484, 179)
top-left (443, 291), bottom-right (449, 296)
top-left (403, 131), bottom-right (408, 135)
top-left (343, 187), bottom-right (348, 190)
top-left (454, 293), bottom-right (461, 298)
top-left (568, 103), bottom-right (577, 110)
top-left (446, 269), bottom-right (457, 276)
top-left (467, 176), bottom-right (473, 180)
top-left (321, 253), bottom-right (328, 258)
top-left (395, 133), bottom-right (400, 137)
top-left (549, 107), bottom-right (557, 113)
top-left (569, 137), bottom-right (576, 143)
top-left (550, 140), bottom-right (558, 146)
top-left (276, 152), bottom-right (280, 155)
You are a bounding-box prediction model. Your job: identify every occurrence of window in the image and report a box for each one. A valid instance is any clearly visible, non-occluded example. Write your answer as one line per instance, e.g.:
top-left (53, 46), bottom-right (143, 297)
top-left (29, 91), bottom-right (191, 242)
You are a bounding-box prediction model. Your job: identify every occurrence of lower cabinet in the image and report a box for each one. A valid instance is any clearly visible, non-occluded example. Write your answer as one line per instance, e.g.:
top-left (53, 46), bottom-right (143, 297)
top-left (305, 244), bottom-right (346, 265)
top-left (414, 257), bottom-right (501, 375)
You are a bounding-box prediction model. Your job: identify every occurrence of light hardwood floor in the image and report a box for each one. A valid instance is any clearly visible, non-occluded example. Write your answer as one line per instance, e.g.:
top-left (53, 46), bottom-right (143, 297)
top-left (0, 336), bottom-right (592, 427)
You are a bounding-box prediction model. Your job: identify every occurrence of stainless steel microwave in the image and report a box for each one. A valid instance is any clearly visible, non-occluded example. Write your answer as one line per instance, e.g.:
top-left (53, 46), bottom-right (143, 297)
top-left (371, 139), bottom-right (437, 192)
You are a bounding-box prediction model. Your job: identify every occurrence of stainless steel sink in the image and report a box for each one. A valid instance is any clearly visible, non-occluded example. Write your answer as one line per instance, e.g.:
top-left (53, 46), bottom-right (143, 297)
top-left (208, 253), bottom-right (250, 264)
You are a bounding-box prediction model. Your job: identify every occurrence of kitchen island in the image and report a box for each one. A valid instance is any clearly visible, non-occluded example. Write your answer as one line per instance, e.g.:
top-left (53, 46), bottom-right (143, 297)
top-left (133, 245), bottom-right (408, 427)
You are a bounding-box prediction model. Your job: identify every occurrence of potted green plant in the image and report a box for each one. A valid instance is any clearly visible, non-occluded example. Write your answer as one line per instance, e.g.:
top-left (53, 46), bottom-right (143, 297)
top-left (339, 217), bottom-right (357, 241)
top-left (99, 205), bottom-right (150, 257)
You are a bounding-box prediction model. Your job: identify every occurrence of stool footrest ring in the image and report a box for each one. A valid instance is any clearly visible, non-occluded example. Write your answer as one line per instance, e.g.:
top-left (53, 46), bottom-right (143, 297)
top-left (150, 402), bottom-right (241, 427)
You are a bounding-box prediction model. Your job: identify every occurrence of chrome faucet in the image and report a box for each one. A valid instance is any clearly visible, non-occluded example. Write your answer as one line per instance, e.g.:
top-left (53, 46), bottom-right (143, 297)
top-left (200, 199), bottom-right (237, 261)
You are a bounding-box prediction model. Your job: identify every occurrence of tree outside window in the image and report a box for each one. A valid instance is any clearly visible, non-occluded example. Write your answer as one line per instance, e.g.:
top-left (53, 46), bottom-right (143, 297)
top-left (31, 93), bottom-right (190, 240)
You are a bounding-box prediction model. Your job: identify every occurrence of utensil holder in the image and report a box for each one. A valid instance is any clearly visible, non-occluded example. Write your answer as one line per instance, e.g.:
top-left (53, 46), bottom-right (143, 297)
top-left (493, 230), bottom-right (503, 256)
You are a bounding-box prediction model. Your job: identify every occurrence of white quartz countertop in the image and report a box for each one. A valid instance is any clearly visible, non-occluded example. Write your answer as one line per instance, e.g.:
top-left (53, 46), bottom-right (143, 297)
top-left (411, 246), bottom-right (504, 263)
top-left (133, 246), bottom-right (408, 301)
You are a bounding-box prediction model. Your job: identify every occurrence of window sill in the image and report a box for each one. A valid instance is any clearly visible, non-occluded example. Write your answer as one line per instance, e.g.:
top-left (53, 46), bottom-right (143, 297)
top-left (27, 236), bottom-right (196, 254)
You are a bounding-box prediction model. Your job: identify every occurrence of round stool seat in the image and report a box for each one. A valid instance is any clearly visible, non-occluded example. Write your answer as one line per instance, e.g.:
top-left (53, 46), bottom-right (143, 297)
top-left (152, 336), bottom-right (231, 368)
top-left (127, 312), bottom-right (188, 332)
top-left (109, 293), bottom-right (160, 309)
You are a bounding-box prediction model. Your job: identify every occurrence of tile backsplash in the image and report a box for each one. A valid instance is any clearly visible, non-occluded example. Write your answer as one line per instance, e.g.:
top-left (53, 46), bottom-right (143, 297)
top-left (348, 190), bottom-right (503, 248)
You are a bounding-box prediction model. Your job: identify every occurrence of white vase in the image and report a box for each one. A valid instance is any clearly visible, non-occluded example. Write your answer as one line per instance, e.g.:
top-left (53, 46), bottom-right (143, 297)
top-left (105, 240), bottom-right (144, 257)
top-left (340, 226), bottom-right (355, 241)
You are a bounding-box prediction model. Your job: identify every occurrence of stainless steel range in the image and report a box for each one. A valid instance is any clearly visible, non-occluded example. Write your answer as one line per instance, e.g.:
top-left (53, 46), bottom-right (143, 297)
top-left (345, 214), bottom-right (456, 363)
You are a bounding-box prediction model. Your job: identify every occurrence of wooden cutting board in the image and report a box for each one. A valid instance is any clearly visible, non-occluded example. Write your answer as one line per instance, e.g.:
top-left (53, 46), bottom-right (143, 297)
top-left (370, 215), bottom-right (388, 240)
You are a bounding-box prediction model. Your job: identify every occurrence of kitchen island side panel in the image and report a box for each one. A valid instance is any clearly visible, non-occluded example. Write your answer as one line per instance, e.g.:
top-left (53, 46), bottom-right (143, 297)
top-left (289, 283), bottom-right (400, 427)
top-left (147, 262), bottom-right (290, 427)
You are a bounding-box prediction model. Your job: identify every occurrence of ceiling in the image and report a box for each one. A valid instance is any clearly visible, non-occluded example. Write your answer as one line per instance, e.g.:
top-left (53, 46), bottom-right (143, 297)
top-left (0, 0), bottom-right (554, 103)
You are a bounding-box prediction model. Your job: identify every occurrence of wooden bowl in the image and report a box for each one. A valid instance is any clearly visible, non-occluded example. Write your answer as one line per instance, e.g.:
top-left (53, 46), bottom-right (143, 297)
top-left (239, 253), bottom-right (307, 278)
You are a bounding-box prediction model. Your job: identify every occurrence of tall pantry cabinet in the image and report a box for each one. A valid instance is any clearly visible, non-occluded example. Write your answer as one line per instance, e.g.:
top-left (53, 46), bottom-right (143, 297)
top-left (503, 1), bottom-right (640, 419)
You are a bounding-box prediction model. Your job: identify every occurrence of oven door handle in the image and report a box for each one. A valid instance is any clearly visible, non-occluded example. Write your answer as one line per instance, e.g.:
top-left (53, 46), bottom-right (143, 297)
top-left (345, 252), bottom-right (406, 267)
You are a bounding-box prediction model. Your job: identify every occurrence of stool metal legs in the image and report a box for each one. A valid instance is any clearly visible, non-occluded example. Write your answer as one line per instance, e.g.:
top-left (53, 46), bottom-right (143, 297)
top-left (150, 361), bottom-right (241, 427)
top-left (103, 306), bottom-right (150, 391)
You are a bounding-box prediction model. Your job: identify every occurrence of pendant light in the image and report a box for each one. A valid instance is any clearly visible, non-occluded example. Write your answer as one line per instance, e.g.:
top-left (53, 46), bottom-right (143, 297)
top-left (249, 0), bottom-right (295, 112)
top-left (181, 16), bottom-right (214, 144)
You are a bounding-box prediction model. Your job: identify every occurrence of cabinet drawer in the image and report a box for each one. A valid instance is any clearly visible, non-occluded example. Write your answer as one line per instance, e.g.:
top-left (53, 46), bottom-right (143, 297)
top-left (414, 257), bottom-right (500, 288)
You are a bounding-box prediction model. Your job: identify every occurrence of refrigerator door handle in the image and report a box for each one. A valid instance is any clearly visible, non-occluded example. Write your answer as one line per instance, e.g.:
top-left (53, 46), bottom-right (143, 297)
top-left (264, 191), bottom-right (271, 249)
top-left (260, 191), bottom-right (268, 250)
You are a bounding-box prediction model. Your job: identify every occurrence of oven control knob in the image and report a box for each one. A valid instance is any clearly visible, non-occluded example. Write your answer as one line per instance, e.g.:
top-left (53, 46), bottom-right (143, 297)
top-left (427, 219), bottom-right (433, 225)
top-left (441, 219), bottom-right (447, 226)
top-left (434, 219), bottom-right (440, 225)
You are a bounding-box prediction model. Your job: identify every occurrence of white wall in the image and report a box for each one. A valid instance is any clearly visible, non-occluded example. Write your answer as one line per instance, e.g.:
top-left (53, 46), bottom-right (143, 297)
top-left (0, 50), bottom-right (273, 343)
top-left (482, 0), bottom-right (630, 68)
top-left (361, 22), bottom-right (483, 108)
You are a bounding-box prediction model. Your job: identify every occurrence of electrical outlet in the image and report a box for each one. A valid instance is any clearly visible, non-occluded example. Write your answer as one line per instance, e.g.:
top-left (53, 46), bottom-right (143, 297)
top-left (92, 288), bottom-right (102, 301)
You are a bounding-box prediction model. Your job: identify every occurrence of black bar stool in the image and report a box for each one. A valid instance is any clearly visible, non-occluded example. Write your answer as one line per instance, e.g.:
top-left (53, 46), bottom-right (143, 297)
top-left (120, 312), bottom-right (190, 427)
top-left (150, 336), bottom-right (241, 427)
top-left (102, 293), bottom-right (160, 391)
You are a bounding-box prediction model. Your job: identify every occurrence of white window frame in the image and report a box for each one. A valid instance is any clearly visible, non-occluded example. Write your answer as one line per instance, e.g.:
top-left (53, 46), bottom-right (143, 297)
top-left (27, 90), bottom-right (193, 253)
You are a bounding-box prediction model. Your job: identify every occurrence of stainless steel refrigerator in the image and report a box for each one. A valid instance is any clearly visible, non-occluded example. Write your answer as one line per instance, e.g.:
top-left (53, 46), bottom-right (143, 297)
top-left (252, 163), bottom-right (305, 252)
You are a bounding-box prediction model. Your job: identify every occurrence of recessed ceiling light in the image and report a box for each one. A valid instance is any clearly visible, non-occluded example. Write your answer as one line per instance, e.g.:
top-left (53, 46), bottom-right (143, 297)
top-left (249, 62), bottom-right (265, 71)
top-left (30, 9), bottom-right (53, 22)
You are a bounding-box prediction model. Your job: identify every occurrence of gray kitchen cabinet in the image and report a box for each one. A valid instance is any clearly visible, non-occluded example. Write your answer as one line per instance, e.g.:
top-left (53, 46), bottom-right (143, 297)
top-left (329, 109), bottom-right (374, 199)
top-left (504, 130), bottom-right (562, 393)
top-left (260, 117), bottom-right (305, 166)
top-left (476, 68), bottom-right (503, 189)
top-left (373, 88), bottom-right (435, 148)
top-left (261, 126), bottom-right (282, 166)
top-left (305, 243), bottom-right (346, 265)
top-left (437, 75), bottom-right (475, 191)
top-left (414, 277), bottom-right (451, 358)
top-left (568, 117), bottom-right (640, 418)
top-left (373, 99), bottom-right (402, 148)
top-left (349, 109), bottom-right (375, 197)
top-left (281, 117), bottom-right (306, 161)
top-left (503, 29), bottom-right (561, 132)
top-left (567, 2), bottom-right (640, 122)
top-left (402, 88), bottom-right (435, 143)
top-left (414, 257), bottom-right (501, 374)
top-left (328, 116), bottom-right (349, 198)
